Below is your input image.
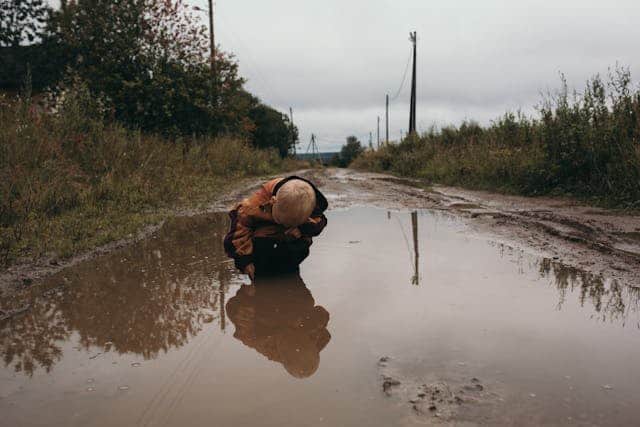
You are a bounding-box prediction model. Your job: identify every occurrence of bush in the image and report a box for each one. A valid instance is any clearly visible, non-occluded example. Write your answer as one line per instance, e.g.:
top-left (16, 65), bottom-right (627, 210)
top-left (353, 67), bottom-right (640, 207)
top-left (332, 136), bottom-right (364, 167)
top-left (2, 0), bottom-right (297, 155)
top-left (0, 83), bottom-right (299, 267)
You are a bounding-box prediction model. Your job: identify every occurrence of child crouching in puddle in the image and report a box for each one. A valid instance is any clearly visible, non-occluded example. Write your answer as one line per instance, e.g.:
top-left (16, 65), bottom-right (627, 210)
top-left (223, 176), bottom-right (328, 279)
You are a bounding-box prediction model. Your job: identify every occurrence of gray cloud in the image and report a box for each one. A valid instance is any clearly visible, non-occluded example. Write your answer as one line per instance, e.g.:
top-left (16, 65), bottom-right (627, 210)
top-left (213, 0), bottom-right (640, 151)
top-left (45, 0), bottom-right (639, 151)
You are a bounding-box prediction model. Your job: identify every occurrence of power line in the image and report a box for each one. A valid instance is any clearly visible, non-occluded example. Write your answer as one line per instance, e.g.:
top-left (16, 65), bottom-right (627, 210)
top-left (390, 46), bottom-right (412, 101)
top-left (216, 13), bottom-right (278, 102)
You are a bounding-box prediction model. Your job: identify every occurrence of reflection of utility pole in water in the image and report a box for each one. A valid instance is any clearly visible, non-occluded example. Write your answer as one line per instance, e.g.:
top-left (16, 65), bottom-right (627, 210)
top-left (219, 283), bottom-right (226, 331)
top-left (392, 210), bottom-right (419, 285)
top-left (217, 268), bottom-right (231, 332)
top-left (411, 211), bottom-right (419, 285)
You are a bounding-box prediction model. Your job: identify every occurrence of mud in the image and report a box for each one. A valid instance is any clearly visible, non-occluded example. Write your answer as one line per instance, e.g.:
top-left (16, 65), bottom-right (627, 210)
top-left (4, 169), bottom-right (639, 294)
top-left (314, 169), bottom-right (640, 288)
top-left (0, 174), bottom-right (274, 297)
top-left (2, 169), bottom-right (640, 426)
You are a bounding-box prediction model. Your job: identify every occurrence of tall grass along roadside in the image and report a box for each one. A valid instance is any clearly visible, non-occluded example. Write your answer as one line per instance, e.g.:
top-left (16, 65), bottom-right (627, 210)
top-left (0, 83), bottom-right (302, 269)
top-left (353, 68), bottom-right (640, 208)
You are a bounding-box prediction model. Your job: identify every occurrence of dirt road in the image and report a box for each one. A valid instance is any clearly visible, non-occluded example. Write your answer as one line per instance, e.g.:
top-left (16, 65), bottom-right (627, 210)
top-left (2, 167), bottom-right (639, 296)
top-left (313, 168), bottom-right (640, 288)
top-left (3, 168), bottom-right (640, 426)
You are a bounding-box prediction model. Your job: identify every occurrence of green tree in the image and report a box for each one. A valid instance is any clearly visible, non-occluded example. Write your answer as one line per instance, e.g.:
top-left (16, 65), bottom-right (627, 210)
top-left (0, 0), bottom-right (50, 47)
top-left (0, 0), bottom-right (57, 91)
top-left (247, 98), bottom-right (298, 157)
top-left (337, 136), bottom-right (364, 167)
top-left (47, 0), bottom-right (247, 137)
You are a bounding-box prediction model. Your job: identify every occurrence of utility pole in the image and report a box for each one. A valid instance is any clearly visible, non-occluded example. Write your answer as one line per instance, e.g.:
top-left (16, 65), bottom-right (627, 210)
top-left (312, 134), bottom-right (317, 161)
top-left (369, 132), bottom-right (373, 150)
top-left (409, 31), bottom-right (417, 136)
top-left (377, 116), bottom-right (381, 149)
top-left (307, 134), bottom-right (320, 163)
top-left (207, 0), bottom-right (216, 103)
top-left (289, 107), bottom-right (296, 156)
top-left (385, 94), bottom-right (389, 145)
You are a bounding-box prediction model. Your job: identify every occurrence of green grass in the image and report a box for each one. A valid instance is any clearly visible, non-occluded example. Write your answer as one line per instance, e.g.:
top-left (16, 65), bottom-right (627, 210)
top-left (0, 85), bottom-right (304, 268)
top-left (353, 67), bottom-right (640, 208)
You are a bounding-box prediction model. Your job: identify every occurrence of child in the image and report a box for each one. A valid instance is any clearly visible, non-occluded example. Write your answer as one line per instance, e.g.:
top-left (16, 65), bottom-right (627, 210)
top-left (223, 176), bottom-right (328, 279)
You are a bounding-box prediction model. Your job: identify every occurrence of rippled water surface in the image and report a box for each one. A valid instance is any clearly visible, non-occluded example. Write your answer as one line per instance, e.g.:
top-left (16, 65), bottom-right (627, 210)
top-left (2, 208), bottom-right (640, 426)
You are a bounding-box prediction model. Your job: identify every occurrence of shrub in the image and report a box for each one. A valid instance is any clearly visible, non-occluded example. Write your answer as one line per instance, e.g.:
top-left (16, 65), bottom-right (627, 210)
top-left (353, 67), bottom-right (640, 207)
top-left (0, 83), bottom-right (300, 267)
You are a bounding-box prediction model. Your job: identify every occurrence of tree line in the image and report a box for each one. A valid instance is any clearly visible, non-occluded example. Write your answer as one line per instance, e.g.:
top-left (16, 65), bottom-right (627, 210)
top-left (0, 0), bottom-right (304, 268)
top-left (0, 0), bottom-right (297, 156)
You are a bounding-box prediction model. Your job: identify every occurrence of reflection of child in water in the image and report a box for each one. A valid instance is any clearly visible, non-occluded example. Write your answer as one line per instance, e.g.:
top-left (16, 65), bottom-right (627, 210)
top-left (225, 274), bottom-right (331, 378)
top-left (223, 176), bottom-right (328, 279)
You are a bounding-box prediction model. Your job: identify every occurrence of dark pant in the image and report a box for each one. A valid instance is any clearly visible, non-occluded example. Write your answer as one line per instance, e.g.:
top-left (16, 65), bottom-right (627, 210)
top-left (252, 238), bottom-right (310, 276)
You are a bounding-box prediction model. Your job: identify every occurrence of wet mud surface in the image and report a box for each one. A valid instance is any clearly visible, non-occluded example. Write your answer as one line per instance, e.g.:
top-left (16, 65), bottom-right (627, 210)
top-left (2, 169), bottom-right (640, 426)
top-left (316, 169), bottom-right (640, 288)
top-left (3, 204), bottom-right (640, 426)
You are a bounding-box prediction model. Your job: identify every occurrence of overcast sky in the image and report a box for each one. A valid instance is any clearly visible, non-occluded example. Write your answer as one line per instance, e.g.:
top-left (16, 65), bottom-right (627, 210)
top-left (209, 0), bottom-right (640, 151)
top-left (49, 0), bottom-right (640, 151)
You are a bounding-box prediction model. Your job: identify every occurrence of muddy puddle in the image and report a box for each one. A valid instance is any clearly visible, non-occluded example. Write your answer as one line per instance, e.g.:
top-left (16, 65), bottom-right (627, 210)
top-left (2, 208), bottom-right (640, 426)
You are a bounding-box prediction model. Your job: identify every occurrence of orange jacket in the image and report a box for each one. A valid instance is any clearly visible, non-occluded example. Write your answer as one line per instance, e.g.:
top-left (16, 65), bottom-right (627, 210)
top-left (223, 176), bottom-right (329, 271)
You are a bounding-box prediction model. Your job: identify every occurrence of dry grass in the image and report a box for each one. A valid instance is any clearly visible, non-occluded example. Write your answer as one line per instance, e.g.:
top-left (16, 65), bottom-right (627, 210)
top-left (0, 87), bottom-right (303, 267)
top-left (353, 68), bottom-right (640, 207)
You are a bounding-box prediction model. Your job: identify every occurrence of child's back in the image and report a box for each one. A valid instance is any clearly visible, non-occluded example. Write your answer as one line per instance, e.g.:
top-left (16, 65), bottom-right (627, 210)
top-left (223, 176), bottom-right (328, 278)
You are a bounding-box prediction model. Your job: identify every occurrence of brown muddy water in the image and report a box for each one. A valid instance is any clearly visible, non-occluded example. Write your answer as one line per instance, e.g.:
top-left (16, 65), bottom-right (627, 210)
top-left (2, 207), bottom-right (640, 426)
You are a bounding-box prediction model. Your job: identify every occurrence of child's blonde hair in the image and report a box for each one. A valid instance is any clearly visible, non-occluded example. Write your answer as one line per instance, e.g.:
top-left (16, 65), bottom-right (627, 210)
top-left (272, 180), bottom-right (316, 227)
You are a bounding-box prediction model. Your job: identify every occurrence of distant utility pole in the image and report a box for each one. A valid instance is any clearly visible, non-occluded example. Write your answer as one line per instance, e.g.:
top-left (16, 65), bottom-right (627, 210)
top-left (289, 107), bottom-right (296, 156)
top-left (313, 134), bottom-right (319, 161)
top-left (306, 134), bottom-right (320, 162)
top-left (377, 116), bottom-right (381, 149)
top-left (408, 31), bottom-right (417, 135)
top-left (369, 132), bottom-right (373, 150)
top-left (385, 94), bottom-right (389, 145)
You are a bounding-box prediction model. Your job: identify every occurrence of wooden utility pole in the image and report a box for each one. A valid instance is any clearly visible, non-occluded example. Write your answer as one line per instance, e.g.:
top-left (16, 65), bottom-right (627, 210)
top-left (289, 107), bottom-right (296, 155)
top-left (409, 31), bottom-right (417, 135)
top-left (312, 134), bottom-right (319, 161)
top-left (385, 94), bottom-right (389, 145)
top-left (377, 116), bottom-right (381, 149)
top-left (208, 0), bottom-right (216, 96)
top-left (306, 134), bottom-right (320, 162)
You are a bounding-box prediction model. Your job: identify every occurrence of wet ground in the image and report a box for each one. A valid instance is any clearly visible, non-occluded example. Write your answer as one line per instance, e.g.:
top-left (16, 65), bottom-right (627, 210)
top-left (2, 205), bottom-right (640, 426)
